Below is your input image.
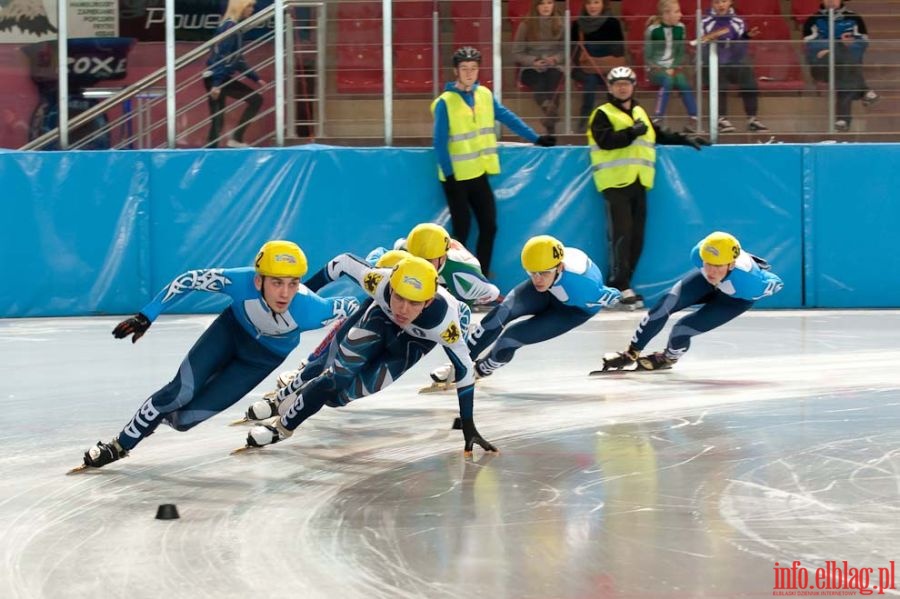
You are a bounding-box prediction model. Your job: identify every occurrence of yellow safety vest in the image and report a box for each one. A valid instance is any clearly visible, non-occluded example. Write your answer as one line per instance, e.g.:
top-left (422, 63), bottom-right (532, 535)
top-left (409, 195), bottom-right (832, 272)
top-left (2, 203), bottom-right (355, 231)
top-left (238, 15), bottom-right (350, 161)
top-left (587, 103), bottom-right (657, 191)
top-left (431, 86), bottom-right (500, 181)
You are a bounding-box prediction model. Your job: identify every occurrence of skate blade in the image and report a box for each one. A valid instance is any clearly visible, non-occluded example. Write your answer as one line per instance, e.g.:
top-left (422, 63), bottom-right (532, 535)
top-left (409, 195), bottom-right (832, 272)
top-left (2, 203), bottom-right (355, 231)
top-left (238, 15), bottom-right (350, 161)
top-left (589, 367), bottom-right (637, 376)
top-left (589, 366), bottom-right (671, 376)
top-left (229, 416), bottom-right (252, 426)
top-left (419, 381), bottom-right (456, 394)
top-left (231, 445), bottom-right (261, 455)
top-left (66, 464), bottom-right (91, 475)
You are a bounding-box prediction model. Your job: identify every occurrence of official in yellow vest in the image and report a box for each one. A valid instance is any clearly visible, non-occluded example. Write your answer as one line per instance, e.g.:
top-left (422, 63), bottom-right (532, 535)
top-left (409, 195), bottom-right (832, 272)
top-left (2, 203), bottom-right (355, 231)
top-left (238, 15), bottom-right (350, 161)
top-left (432, 46), bottom-right (557, 276)
top-left (587, 66), bottom-right (709, 307)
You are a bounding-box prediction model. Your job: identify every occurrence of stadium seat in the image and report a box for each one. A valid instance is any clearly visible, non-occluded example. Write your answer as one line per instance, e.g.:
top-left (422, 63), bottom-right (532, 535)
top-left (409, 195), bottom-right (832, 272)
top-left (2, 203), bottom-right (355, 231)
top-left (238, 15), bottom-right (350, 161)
top-left (790, 0), bottom-right (821, 27)
top-left (451, 1), bottom-right (493, 88)
top-left (739, 0), bottom-right (783, 16)
top-left (336, 2), bottom-right (383, 93)
top-left (508, 0), bottom-right (533, 37)
top-left (394, 1), bottom-right (436, 93)
top-left (744, 15), bottom-right (806, 91)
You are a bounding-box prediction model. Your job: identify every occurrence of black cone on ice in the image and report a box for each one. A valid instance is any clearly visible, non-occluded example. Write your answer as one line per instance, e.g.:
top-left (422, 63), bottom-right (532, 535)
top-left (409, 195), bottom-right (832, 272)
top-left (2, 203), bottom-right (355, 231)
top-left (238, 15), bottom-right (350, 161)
top-left (155, 504), bottom-right (180, 520)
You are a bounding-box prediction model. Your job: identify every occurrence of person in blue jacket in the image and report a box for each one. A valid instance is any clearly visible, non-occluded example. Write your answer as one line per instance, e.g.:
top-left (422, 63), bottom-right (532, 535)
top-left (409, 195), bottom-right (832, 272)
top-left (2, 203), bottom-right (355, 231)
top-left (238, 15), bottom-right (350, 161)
top-left (802, 0), bottom-right (878, 132)
top-left (202, 0), bottom-right (265, 148)
top-left (76, 240), bottom-right (359, 470)
top-left (601, 231), bottom-right (783, 371)
top-left (431, 46), bottom-right (557, 277)
top-left (431, 235), bottom-right (621, 385)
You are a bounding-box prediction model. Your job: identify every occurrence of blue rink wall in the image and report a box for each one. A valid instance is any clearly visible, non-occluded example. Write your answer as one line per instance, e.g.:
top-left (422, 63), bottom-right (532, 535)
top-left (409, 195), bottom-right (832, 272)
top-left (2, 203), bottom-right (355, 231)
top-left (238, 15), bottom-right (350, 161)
top-left (0, 143), bottom-right (896, 317)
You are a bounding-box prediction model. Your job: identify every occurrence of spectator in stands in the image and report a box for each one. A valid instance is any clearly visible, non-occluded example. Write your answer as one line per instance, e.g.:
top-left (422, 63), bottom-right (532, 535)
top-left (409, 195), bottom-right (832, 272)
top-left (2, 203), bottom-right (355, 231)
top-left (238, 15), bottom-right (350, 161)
top-left (701, 0), bottom-right (769, 132)
top-left (645, 0), bottom-right (699, 132)
top-left (202, 0), bottom-right (265, 148)
top-left (513, 0), bottom-right (566, 134)
top-left (802, 0), bottom-right (878, 132)
top-left (571, 0), bottom-right (626, 133)
top-left (431, 47), bottom-right (556, 277)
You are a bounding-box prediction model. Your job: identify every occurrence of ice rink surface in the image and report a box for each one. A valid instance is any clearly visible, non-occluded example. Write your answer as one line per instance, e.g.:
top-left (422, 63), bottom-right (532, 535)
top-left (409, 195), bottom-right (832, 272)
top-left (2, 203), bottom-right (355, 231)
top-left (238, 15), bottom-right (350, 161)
top-left (2, 310), bottom-right (900, 598)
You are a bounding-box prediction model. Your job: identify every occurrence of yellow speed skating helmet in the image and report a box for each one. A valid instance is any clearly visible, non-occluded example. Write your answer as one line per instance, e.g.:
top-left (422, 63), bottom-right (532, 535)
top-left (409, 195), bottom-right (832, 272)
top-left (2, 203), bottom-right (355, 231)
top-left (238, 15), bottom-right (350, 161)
top-left (390, 256), bottom-right (439, 302)
top-left (406, 223), bottom-right (451, 260)
top-left (254, 240), bottom-right (308, 278)
top-left (375, 249), bottom-right (412, 269)
top-left (521, 235), bottom-right (565, 273)
top-left (699, 231), bottom-right (741, 265)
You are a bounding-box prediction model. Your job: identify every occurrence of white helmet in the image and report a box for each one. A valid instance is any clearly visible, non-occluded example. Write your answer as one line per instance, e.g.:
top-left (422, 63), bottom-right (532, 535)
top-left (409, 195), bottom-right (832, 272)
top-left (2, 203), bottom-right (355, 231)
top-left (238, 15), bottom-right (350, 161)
top-left (607, 66), bottom-right (637, 85)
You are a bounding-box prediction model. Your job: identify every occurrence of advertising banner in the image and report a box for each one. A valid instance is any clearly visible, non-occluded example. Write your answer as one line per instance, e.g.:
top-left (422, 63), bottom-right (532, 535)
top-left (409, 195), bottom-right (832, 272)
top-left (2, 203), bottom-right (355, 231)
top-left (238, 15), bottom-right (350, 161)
top-left (0, 0), bottom-right (119, 42)
top-left (118, 0), bottom-right (275, 42)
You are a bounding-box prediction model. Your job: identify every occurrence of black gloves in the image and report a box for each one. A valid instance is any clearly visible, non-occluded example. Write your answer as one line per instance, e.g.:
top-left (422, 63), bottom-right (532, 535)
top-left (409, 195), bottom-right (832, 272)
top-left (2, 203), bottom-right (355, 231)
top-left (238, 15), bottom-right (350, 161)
top-left (629, 120), bottom-right (649, 138)
top-left (682, 134), bottom-right (711, 150)
top-left (459, 417), bottom-right (499, 456)
top-left (534, 135), bottom-right (557, 147)
top-left (112, 313), bottom-right (151, 343)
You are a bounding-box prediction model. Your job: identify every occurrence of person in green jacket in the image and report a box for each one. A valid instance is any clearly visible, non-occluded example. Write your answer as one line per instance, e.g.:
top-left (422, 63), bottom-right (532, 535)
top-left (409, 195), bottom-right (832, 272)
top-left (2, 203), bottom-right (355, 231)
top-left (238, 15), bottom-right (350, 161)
top-left (644, 0), bottom-right (698, 132)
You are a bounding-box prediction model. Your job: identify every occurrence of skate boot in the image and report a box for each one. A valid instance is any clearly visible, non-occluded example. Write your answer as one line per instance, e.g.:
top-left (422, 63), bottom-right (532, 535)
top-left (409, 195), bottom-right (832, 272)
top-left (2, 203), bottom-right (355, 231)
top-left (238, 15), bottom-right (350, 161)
top-left (601, 347), bottom-right (640, 371)
top-left (83, 439), bottom-right (128, 468)
top-left (246, 419), bottom-right (294, 448)
top-left (635, 351), bottom-right (676, 371)
top-left (246, 395), bottom-right (282, 421)
top-left (420, 363), bottom-right (457, 393)
top-left (619, 289), bottom-right (644, 310)
top-left (276, 363), bottom-right (304, 390)
top-left (430, 363), bottom-right (454, 383)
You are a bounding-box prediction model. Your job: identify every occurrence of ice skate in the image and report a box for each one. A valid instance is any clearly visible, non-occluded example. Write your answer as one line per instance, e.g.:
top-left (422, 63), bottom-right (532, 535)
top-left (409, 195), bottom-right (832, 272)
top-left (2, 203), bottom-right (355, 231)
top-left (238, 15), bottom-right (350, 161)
top-left (233, 419), bottom-right (293, 453)
top-left (230, 393), bottom-right (282, 425)
top-left (68, 439), bottom-right (128, 474)
top-left (419, 380), bottom-right (457, 394)
top-left (635, 351), bottom-right (676, 371)
top-left (418, 361), bottom-right (489, 394)
top-left (590, 348), bottom-right (640, 375)
top-left (419, 363), bottom-right (456, 394)
top-left (617, 288), bottom-right (644, 310)
top-left (276, 363), bottom-right (304, 389)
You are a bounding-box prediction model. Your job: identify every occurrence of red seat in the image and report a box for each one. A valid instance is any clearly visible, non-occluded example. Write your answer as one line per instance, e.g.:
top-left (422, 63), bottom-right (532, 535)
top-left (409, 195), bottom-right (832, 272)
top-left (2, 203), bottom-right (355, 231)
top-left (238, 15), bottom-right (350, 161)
top-left (451, 1), bottom-right (493, 88)
top-left (790, 0), bottom-right (821, 27)
top-left (336, 2), bottom-right (383, 93)
top-left (508, 0), bottom-right (533, 38)
top-left (394, 45), bottom-right (435, 93)
top-left (394, 1), bottom-right (436, 92)
top-left (739, 0), bottom-right (783, 16)
top-left (394, 1), bottom-right (434, 45)
top-left (744, 15), bottom-right (805, 91)
top-left (337, 45), bottom-right (384, 93)
top-left (620, 0), bottom-right (658, 21)
top-left (338, 1), bottom-right (381, 44)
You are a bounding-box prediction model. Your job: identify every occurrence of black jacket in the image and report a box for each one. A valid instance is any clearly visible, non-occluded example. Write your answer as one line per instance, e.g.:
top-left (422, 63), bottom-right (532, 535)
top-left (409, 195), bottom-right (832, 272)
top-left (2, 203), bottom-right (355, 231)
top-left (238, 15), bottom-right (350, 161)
top-left (590, 95), bottom-right (694, 150)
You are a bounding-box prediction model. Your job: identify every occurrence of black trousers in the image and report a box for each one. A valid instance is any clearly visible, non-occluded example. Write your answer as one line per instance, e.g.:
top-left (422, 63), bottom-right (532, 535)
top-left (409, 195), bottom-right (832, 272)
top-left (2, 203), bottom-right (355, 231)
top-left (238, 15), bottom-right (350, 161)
top-left (519, 68), bottom-right (563, 107)
top-left (703, 61), bottom-right (759, 118)
top-left (442, 173), bottom-right (497, 275)
top-left (203, 76), bottom-right (263, 148)
top-left (602, 178), bottom-right (647, 291)
top-left (809, 45), bottom-right (869, 124)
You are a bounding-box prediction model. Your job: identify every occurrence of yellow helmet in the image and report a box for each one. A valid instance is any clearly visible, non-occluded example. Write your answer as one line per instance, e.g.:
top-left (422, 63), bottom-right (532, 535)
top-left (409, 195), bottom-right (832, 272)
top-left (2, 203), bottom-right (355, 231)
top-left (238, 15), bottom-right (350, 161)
top-left (375, 249), bottom-right (412, 268)
top-left (406, 223), bottom-right (450, 260)
top-left (390, 256), bottom-right (438, 302)
top-left (521, 235), bottom-right (565, 273)
top-left (254, 240), bottom-right (308, 278)
top-left (699, 231), bottom-right (741, 265)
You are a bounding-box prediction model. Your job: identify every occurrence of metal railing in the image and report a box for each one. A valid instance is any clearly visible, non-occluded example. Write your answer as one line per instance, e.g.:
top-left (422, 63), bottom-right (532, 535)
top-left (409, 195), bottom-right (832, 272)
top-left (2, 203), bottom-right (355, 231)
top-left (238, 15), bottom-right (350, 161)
top-left (18, 1), bottom-right (898, 149)
top-left (21, 0), bottom-right (324, 151)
